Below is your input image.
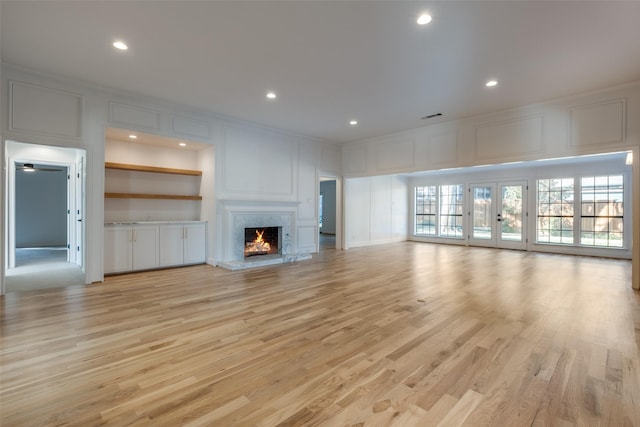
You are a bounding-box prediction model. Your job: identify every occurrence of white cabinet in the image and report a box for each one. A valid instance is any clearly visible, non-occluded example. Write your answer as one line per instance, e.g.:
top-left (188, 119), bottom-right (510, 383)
top-left (159, 222), bottom-right (206, 267)
top-left (104, 224), bottom-right (159, 274)
top-left (184, 223), bottom-right (207, 264)
top-left (105, 221), bottom-right (206, 274)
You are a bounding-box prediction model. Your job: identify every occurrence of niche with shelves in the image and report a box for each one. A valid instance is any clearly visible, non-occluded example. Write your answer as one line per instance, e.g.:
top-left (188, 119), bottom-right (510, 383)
top-left (104, 130), bottom-right (211, 223)
top-left (105, 162), bottom-right (203, 201)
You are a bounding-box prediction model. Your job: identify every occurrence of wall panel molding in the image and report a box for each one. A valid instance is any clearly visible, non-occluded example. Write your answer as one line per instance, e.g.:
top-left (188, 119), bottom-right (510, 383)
top-left (475, 115), bottom-right (544, 161)
top-left (569, 98), bottom-right (626, 147)
top-left (221, 126), bottom-right (295, 198)
top-left (428, 131), bottom-right (458, 166)
top-left (297, 225), bottom-right (317, 252)
top-left (377, 137), bottom-right (415, 171)
top-left (321, 146), bottom-right (341, 175)
top-left (171, 115), bottom-right (211, 140)
top-left (109, 101), bottom-right (161, 130)
top-left (343, 146), bottom-right (367, 174)
top-left (9, 80), bottom-right (83, 139)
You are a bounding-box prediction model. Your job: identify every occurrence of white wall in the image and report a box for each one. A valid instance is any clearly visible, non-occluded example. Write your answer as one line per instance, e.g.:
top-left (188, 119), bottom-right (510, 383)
top-left (15, 167), bottom-right (67, 247)
top-left (342, 81), bottom-right (640, 289)
top-left (0, 7), bottom-right (4, 293)
top-left (345, 174), bottom-right (408, 248)
top-left (1, 64), bottom-right (340, 293)
top-left (320, 180), bottom-right (336, 234)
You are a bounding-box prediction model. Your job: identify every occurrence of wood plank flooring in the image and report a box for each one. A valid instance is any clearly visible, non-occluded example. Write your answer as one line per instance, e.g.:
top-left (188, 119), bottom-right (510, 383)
top-left (1, 242), bottom-right (639, 426)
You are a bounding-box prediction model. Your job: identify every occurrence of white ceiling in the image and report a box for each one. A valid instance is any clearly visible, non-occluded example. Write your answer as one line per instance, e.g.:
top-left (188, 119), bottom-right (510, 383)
top-left (2, 1), bottom-right (640, 144)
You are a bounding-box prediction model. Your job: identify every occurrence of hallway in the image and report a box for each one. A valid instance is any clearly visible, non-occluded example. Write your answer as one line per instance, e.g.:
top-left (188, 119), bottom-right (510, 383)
top-left (5, 248), bottom-right (85, 292)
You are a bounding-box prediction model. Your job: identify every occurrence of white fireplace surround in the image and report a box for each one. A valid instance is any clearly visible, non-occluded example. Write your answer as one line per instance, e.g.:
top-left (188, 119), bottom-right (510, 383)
top-left (218, 200), bottom-right (310, 269)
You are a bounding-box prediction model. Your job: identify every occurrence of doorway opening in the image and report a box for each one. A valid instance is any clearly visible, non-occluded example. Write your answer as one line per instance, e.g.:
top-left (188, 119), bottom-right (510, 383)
top-left (319, 177), bottom-right (338, 251)
top-left (4, 141), bottom-right (86, 292)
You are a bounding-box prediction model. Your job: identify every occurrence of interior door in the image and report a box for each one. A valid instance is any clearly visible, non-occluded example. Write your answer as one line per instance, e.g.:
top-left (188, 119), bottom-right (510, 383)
top-left (74, 156), bottom-right (84, 267)
top-left (469, 181), bottom-right (527, 250)
top-left (67, 166), bottom-right (73, 263)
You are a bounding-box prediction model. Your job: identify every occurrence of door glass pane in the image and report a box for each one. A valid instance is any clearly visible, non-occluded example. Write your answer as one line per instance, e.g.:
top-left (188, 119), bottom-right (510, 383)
top-left (473, 186), bottom-right (492, 239)
top-left (501, 185), bottom-right (522, 241)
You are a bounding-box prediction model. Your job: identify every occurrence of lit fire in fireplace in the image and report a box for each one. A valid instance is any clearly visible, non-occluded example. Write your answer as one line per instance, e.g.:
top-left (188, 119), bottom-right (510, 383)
top-left (245, 229), bottom-right (271, 256)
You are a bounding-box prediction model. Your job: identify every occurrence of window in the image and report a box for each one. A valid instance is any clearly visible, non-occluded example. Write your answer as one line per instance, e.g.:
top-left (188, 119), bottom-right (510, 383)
top-left (415, 186), bottom-right (436, 235)
top-left (439, 184), bottom-right (464, 238)
top-left (580, 175), bottom-right (623, 247)
top-left (415, 184), bottom-right (464, 238)
top-left (537, 178), bottom-right (574, 244)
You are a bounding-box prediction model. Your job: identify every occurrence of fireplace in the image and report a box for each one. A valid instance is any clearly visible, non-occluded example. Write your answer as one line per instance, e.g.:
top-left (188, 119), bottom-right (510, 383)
top-left (217, 201), bottom-right (311, 270)
top-left (244, 227), bottom-right (281, 258)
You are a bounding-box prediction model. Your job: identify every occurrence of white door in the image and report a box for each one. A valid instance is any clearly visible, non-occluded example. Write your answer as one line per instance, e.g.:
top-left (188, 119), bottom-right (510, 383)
top-left (74, 155), bottom-right (84, 267)
top-left (469, 181), bottom-right (527, 250)
top-left (67, 167), bottom-right (72, 263)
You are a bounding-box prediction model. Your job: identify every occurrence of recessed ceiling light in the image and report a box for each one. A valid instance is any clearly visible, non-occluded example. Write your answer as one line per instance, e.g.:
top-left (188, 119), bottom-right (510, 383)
top-left (349, 120), bottom-right (358, 126)
top-left (486, 80), bottom-right (498, 87)
top-left (417, 14), bottom-right (432, 25)
top-left (128, 134), bottom-right (137, 139)
top-left (113, 40), bottom-right (128, 51)
top-left (179, 142), bottom-right (187, 147)
top-left (266, 92), bottom-right (277, 99)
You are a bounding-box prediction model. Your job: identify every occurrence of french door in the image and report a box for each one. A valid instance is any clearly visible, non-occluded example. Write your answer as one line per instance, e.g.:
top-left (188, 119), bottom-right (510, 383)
top-left (469, 181), bottom-right (527, 250)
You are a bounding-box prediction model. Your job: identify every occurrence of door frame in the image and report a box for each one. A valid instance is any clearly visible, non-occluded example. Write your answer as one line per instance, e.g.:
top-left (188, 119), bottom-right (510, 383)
top-left (468, 180), bottom-right (528, 250)
top-left (318, 174), bottom-right (343, 251)
top-left (4, 141), bottom-right (86, 272)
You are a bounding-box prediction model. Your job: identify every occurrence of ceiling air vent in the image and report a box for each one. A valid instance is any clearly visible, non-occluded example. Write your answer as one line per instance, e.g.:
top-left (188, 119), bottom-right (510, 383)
top-left (421, 113), bottom-right (443, 120)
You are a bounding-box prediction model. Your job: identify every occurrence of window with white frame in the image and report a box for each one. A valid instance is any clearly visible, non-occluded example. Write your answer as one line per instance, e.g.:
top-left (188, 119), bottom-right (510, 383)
top-left (415, 186), bottom-right (437, 235)
top-left (415, 184), bottom-right (464, 238)
top-left (439, 184), bottom-right (464, 237)
top-left (580, 175), bottom-right (624, 247)
top-left (537, 178), bottom-right (574, 244)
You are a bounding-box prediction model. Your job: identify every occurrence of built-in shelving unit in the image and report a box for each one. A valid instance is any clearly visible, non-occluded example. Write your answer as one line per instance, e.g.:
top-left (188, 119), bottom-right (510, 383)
top-left (105, 192), bottom-right (202, 200)
top-left (105, 162), bottom-right (202, 176)
top-left (104, 162), bottom-right (203, 200)
top-left (104, 131), bottom-right (213, 273)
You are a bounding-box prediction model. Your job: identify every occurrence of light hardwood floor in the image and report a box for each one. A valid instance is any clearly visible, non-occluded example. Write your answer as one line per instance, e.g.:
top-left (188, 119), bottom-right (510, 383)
top-left (1, 242), bottom-right (639, 426)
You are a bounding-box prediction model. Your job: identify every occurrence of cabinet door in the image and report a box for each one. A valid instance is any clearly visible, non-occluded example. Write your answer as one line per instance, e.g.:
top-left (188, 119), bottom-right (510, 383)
top-left (132, 225), bottom-right (159, 270)
top-left (104, 227), bottom-right (132, 274)
top-left (159, 224), bottom-right (184, 267)
top-left (184, 223), bottom-right (206, 264)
